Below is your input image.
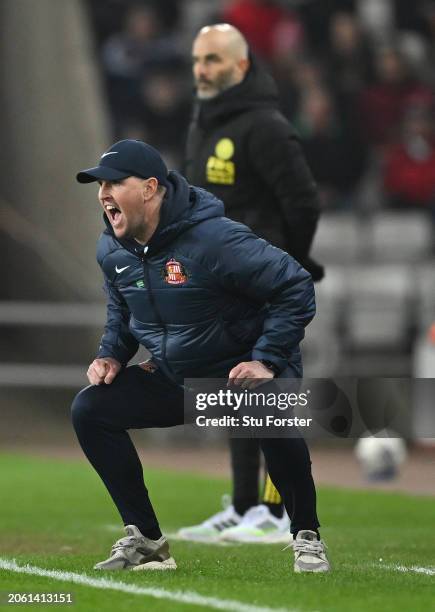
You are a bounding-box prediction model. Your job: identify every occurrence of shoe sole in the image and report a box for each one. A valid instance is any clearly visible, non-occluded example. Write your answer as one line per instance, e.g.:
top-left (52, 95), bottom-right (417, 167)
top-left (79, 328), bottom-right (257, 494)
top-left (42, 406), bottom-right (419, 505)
top-left (94, 560), bottom-right (134, 570)
top-left (294, 564), bottom-right (330, 573)
top-left (133, 557), bottom-right (177, 571)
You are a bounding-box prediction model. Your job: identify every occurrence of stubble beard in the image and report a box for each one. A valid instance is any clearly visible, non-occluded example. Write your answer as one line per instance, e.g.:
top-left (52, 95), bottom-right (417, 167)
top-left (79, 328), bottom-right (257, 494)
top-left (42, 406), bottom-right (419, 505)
top-left (196, 68), bottom-right (239, 100)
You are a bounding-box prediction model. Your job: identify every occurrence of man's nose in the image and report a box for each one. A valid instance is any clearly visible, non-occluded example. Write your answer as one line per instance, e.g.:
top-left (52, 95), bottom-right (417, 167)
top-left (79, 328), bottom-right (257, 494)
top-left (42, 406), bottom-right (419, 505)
top-left (194, 62), bottom-right (207, 80)
top-left (99, 182), bottom-right (110, 200)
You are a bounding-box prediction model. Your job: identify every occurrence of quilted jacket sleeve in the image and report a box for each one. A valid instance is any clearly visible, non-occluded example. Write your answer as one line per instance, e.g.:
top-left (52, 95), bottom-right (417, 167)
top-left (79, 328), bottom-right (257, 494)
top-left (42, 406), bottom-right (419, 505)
top-left (96, 278), bottom-right (139, 366)
top-left (207, 222), bottom-right (316, 373)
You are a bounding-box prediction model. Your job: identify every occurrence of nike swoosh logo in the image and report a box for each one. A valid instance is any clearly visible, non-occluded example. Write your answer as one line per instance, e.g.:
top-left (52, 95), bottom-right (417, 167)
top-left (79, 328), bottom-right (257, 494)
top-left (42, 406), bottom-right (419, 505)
top-left (101, 151), bottom-right (118, 158)
top-left (115, 265), bottom-right (130, 274)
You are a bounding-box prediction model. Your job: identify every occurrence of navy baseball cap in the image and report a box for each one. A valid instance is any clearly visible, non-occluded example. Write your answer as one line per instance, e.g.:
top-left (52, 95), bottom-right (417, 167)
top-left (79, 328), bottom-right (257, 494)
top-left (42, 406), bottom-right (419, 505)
top-left (76, 139), bottom-right (169, 186)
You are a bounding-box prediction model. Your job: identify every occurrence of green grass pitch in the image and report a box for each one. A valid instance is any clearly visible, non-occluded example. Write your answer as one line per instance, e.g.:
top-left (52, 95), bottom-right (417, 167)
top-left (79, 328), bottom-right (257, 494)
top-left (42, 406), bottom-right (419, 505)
top-left (0, 453), bottom-right (433, 612)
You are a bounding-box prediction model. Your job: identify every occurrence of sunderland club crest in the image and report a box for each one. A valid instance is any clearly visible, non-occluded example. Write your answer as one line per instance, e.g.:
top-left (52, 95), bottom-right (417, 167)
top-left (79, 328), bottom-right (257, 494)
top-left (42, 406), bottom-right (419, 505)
top-left (163, 258), bottom-right (188, 285)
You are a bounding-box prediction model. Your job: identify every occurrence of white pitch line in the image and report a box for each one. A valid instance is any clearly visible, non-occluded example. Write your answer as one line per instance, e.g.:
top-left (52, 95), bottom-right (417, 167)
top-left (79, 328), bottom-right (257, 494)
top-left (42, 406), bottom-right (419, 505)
top-left (380, 563), bottom-right (435, 577)
top-left (0, 558), bottom-right (297, 612)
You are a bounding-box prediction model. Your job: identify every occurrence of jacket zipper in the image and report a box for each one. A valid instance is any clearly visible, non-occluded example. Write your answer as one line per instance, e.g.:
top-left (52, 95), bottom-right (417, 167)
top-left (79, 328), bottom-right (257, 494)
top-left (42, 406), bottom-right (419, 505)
top-left (141, 253), bottom-right (179, 385)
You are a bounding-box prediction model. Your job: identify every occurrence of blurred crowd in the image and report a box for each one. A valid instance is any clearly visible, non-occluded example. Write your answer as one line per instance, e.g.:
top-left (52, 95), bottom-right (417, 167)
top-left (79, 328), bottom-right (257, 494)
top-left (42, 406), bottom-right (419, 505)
top-left (85, 0), bottom-right (435, 215)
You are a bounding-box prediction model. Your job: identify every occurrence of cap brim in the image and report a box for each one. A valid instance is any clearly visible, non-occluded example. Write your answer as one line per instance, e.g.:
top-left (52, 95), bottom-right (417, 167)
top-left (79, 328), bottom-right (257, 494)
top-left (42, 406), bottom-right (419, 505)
top-left (76, 166), bottom-right (131, 184)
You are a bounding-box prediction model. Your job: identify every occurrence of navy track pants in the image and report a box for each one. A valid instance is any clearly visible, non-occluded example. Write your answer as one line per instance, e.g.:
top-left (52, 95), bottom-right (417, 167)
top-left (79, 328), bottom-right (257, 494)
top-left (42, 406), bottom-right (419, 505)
top-left (71, 365), bottom-right (320, 538)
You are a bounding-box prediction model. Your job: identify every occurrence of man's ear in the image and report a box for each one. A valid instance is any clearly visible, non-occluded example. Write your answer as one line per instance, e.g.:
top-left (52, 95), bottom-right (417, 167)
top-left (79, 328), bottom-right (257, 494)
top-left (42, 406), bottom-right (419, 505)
top-left (237, 57), bottom-right (250, 79)
top-left (143, 177), bottom-right (159, 200)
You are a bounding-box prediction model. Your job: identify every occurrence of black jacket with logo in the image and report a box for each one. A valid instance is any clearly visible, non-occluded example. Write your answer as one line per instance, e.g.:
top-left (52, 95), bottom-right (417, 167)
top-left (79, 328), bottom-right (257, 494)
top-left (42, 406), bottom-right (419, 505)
top-left (185, 57), bottom-right (323, 280)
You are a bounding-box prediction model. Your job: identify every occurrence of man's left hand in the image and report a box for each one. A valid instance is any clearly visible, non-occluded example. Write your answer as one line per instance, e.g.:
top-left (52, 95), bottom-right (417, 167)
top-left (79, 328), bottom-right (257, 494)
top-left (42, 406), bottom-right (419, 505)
top-left (228, 360), bottom-right (275, 390)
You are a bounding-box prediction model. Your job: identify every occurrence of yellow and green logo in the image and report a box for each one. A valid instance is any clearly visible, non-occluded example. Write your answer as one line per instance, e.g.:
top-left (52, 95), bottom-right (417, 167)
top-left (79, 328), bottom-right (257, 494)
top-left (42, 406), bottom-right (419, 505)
top-left (206, 138), bottom-right (235, 185)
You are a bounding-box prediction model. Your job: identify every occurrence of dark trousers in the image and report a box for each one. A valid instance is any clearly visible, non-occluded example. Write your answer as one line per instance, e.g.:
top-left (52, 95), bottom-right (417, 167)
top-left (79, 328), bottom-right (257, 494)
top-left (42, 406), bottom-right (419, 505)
top-left (71, 366), bottom-right (320, 537)
top-left (229, 438), bottom-right (286, 516)
top-left (229, 437), bottom-right (261, 514)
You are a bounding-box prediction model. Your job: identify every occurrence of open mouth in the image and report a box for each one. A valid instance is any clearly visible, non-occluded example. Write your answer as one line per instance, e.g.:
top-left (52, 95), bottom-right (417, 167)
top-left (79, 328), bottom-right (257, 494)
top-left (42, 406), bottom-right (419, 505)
top-left (105, 204), bottom-right (122, 224)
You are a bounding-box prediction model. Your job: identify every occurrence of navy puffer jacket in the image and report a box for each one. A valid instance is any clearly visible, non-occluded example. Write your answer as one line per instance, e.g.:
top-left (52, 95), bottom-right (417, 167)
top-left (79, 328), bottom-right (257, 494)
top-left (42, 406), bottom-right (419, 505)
top-left (96, 171), bottom-right (315, 383)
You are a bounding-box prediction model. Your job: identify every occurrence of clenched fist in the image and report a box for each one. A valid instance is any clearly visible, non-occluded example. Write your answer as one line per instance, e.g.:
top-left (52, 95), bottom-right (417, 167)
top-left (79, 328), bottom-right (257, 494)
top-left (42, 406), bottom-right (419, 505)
top-left (87, 357), bottom-right (121, 385)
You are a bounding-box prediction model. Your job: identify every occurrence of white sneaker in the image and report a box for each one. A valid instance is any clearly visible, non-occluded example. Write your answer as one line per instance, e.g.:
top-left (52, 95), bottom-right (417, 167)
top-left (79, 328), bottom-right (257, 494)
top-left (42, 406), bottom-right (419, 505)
top-left (220, 504), bottom-right (290, 543)
top-left (177, 496), bottom-right (242, 543)
top-left (293, 530), bottom-right (330, 573)
top-left (94, 525), bottom-right (176, 571)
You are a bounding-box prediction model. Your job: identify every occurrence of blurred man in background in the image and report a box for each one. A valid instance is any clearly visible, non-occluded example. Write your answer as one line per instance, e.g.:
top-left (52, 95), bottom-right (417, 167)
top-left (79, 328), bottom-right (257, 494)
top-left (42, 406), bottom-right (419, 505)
top-left (180, 23), bottom-right (323, 544)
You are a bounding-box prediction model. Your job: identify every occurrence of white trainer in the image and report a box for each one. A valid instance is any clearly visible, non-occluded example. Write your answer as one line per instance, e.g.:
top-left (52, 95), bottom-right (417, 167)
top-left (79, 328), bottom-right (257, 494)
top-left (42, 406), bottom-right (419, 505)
top-left (292, 530), bottom-right (330, 573)
top-left (220, 504), bottom-right (291, 544)
top-left (177, 496), bottom-right (242, 543)
top-left (94, 525), bottom-right (176, 570)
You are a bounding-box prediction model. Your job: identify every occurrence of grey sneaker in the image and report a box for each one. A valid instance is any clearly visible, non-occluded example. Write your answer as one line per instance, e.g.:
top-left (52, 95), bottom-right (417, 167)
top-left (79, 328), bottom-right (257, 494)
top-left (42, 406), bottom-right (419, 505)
top-left (94, 525), bottom-right (177, 571)
top-left (292, 530), bottom-right (330, 573)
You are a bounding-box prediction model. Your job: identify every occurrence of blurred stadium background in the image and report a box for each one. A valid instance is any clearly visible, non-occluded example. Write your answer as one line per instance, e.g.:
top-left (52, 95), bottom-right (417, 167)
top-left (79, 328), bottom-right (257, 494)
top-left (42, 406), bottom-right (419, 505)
top-left (0, 0), bottom-right (434, 489)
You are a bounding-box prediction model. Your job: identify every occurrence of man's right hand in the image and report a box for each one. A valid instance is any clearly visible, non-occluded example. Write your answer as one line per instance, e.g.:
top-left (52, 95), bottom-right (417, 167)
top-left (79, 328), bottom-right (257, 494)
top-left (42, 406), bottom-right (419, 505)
top-left (87, 357), bottom-right (121, 385)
